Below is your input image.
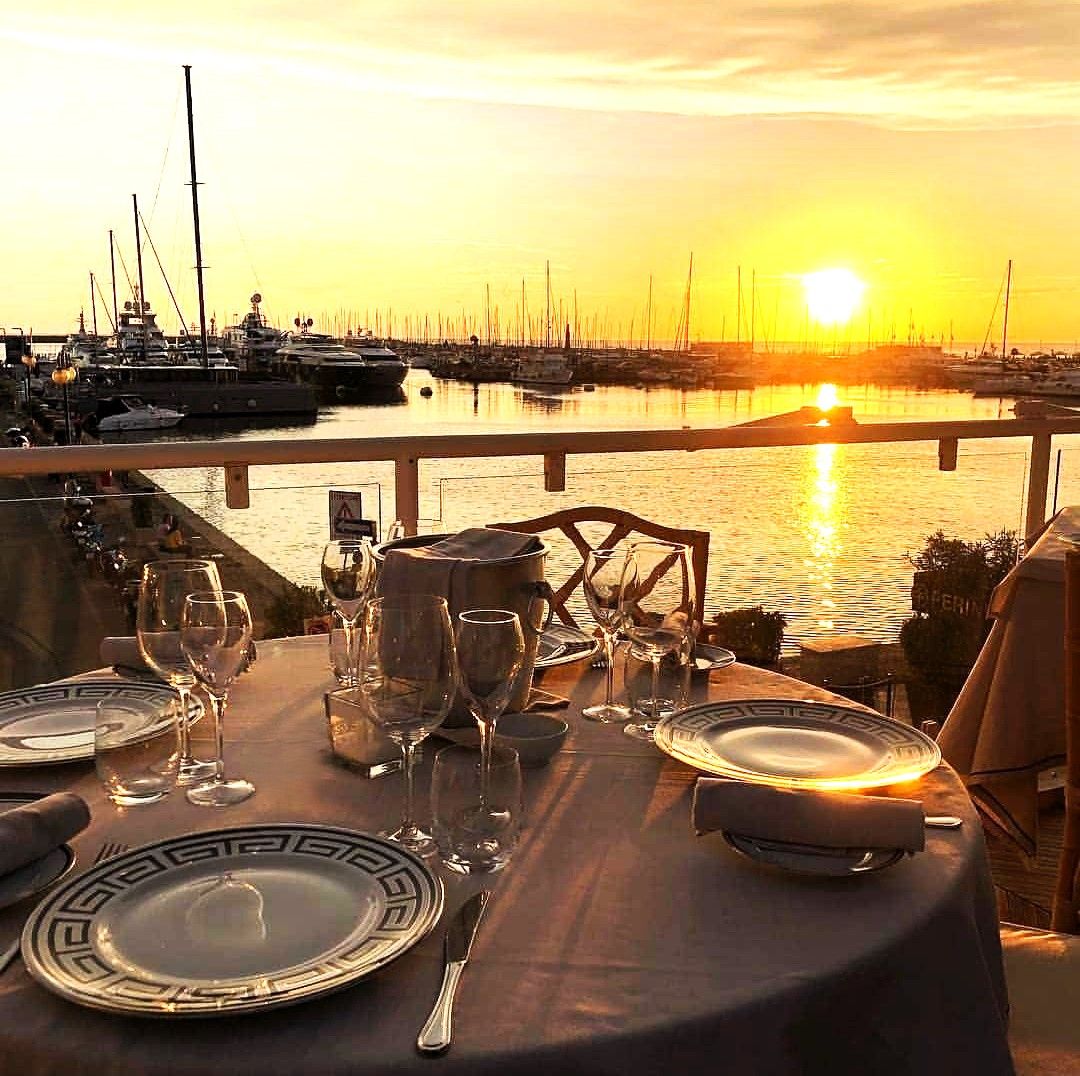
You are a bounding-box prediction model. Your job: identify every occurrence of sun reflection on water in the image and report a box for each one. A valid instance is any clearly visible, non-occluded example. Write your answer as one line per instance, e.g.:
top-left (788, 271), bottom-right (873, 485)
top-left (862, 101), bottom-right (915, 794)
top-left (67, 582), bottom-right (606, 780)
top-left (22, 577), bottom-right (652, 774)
top-left (804, 440), bottom-right (840, 630)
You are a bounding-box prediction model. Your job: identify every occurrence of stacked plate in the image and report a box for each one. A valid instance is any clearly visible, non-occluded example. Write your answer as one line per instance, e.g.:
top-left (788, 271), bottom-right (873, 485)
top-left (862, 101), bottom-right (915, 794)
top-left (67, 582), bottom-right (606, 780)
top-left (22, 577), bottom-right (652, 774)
top-left (654, 698), bottom-right (941, 876)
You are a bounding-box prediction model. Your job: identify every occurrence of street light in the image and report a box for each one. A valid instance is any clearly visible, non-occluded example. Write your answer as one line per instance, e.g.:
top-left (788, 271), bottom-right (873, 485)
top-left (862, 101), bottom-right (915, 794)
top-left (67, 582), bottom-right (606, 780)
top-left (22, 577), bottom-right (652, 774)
top-left (51, 365), bottom-right (76, 444)
top-left (20, 351), bottom-right (35, 412)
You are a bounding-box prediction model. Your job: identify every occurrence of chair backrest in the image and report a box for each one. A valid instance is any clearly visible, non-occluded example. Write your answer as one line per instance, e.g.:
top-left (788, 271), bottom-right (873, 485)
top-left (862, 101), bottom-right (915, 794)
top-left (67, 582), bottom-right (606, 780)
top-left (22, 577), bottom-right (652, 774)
top-left (1051, 549), bottom-right (1080, 931)
top-left (490, 506), bottom-right (710, 630)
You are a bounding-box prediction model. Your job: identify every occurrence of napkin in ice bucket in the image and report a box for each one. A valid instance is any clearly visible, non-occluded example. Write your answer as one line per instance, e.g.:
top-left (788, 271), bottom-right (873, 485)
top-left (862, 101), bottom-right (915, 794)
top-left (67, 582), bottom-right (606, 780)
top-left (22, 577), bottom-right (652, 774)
top-left (692, 777), bottom-right (925, 852)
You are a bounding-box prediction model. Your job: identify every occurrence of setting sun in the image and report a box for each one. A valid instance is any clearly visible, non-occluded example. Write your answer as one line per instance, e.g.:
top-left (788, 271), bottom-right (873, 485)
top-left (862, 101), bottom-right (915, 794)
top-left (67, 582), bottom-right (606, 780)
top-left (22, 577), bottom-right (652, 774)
top-left (802, 269), bottom-right (866, 326)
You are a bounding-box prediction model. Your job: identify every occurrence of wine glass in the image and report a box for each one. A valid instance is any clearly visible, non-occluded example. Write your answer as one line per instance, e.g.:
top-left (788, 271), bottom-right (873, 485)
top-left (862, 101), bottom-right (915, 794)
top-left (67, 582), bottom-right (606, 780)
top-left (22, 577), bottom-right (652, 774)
top-left (136, 558), bottom-right (222, 784)
top-left (456, 610), bottom-right (525, 803)
top-left (581, 548), bottom-right (637, 723)
top-left (321, 540), bottom-right (374, 687)
top-left (622, 541), bottom-right (696, 742)
top-left (180, 590), bottom-right (256, 807)
top-left (360, 595), bottom-right (457, 855)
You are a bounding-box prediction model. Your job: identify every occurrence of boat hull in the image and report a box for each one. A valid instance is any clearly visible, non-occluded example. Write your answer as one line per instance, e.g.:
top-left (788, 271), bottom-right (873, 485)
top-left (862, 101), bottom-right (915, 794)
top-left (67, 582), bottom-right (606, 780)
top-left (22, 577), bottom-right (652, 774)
top-left (275, 359), bottom-right (409, 396)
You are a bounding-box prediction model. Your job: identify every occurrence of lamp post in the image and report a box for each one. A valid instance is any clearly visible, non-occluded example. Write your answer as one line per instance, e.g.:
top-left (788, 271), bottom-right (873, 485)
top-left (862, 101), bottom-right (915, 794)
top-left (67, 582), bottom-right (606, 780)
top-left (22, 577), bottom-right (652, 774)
top-left (20, 351), bottom-right (35, 412)
top-left (51, 365), bottom-right (76, 444)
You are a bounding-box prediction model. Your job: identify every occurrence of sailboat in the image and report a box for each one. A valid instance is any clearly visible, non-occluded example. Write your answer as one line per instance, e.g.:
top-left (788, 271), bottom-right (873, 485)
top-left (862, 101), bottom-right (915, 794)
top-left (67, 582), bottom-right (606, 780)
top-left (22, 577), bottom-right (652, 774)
top-left (511, 262), bottom-right (573, 385)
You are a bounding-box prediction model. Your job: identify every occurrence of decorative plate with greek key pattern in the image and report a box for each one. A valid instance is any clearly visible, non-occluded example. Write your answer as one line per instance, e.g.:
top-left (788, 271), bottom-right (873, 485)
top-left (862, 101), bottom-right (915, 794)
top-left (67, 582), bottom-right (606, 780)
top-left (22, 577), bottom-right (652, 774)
top-left (21, 825), bottom-right (444, 1017)
top-left (0, 680), bottom-right (201, 766)
top-left (654, 699), bottom-right (940, 789)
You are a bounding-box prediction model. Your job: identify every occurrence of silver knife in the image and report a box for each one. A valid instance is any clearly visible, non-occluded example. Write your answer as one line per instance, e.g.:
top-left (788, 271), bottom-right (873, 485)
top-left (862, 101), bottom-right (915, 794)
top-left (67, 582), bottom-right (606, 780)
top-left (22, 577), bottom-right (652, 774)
top-left (417, 890), bottom-right (490, 1055)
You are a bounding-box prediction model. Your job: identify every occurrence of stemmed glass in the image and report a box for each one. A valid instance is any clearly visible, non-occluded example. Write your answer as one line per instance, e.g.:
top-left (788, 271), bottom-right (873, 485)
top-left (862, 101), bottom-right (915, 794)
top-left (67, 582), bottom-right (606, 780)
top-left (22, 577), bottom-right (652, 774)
top-left (622, 541), bottom-right (696, 742)
top-left (359, 595), bottom-right (457, 855)
top-left (180, 590), bottom-right (256, 807)
top-left (582, 548), bottom-right (637, 723)
top-left (321, 540), bottom-right (374, 687)
top-left (456, 610), bottom-right (525, 802)
top-left (136, 558), bottom-right (222, 784)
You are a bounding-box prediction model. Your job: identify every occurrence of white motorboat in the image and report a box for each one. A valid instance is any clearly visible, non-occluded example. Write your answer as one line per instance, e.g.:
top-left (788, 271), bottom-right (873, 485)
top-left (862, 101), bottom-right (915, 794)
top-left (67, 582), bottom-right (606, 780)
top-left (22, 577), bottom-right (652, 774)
top-left (273, 323), bottom-right (408, 397)
top-left (93, 395), bottom-right (184, 432)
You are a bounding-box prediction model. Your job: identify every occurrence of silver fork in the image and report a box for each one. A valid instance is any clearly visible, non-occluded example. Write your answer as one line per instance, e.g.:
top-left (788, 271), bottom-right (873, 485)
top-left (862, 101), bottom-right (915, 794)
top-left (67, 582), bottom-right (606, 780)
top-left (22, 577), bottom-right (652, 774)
top-left (93, 841), bottom-right (130, 864)
top-left (0, 840), bottom-right (129, 976)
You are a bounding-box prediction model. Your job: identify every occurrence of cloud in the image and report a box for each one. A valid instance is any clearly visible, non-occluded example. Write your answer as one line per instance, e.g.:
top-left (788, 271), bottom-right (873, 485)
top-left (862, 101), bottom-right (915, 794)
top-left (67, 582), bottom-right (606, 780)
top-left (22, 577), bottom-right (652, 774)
top-left (5, 1), bottom-right (1080, 127)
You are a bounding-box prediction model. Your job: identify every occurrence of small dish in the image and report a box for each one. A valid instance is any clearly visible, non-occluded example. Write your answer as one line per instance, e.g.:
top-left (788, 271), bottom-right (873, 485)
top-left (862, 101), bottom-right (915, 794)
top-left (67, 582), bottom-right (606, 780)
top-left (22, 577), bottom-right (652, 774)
top-left (435, 713), bottom-right (569, 767)
top-left (693, 644), bottom-right (737, 674)
top-left (0, 793), bottom-right (77, 909)
top-left (723, 831), bottom-right (907, 876)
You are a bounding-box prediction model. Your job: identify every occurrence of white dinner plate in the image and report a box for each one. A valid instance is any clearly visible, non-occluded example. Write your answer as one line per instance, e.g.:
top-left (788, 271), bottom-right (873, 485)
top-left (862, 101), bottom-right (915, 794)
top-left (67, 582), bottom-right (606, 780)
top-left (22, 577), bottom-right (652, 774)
top-left (534, 624), bottom-right (601, 669)
top-left (21, 824), bottom-right (444, 1018)
top-left (654, 698), bottom-right (941, 790)
top-left (0, 793), bottom-right (76, 908)
top-left (723, 832), bottom-right (907, 876)
top-left (0, 680), bottom-right (201, 766)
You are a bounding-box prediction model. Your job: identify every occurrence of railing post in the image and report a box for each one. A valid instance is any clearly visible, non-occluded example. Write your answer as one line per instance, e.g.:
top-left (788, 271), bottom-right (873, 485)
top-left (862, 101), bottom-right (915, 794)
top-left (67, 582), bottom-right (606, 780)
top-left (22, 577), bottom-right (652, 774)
top-left (224, 464), bottom-right (249, 510)
top-left (544, 452), bottom-right (566, 492)
top-left (395, 455), bottom-right (420, 537)
top-left (1026, 432), bottom-right (1053, 541)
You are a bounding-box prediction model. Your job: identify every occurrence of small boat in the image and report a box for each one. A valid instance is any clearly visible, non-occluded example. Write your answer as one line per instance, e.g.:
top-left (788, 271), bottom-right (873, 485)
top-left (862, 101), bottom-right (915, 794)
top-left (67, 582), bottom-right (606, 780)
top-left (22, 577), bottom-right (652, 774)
top-left (92, 395), bottom-right (184, 432)
top-left (511, 351), bottom-right (573, 386)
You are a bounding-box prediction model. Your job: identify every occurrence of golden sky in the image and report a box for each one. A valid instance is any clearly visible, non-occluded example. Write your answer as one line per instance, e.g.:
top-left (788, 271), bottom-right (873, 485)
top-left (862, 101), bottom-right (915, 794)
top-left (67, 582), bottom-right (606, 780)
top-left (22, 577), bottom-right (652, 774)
top-left (5, 1), bottom-right (1080, 346)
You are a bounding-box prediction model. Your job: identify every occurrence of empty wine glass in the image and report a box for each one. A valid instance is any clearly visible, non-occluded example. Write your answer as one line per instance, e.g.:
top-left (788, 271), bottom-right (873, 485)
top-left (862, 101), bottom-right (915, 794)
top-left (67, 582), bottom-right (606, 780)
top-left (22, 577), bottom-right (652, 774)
top-left (360, 595), bottom-right (457, 856)
top-left (136, 558), bottom-right (222, 784)
top-left (180, 590), bottom-right (256, 807)
top-left (622, 541), bottom-right (696, 742)
top-left (456, 609), bottom-right (525, 803)
top-left (321, 540), bottom-right (374, 688)
top-left (582, 548), bottom-right (637, 723)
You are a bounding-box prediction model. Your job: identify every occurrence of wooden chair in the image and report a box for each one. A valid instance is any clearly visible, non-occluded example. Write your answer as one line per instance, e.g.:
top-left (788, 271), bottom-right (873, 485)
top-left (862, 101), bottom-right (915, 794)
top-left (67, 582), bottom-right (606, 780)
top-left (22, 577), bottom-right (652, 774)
top-left (489, 506), bottom-right (709, 631)
top-left (1000, 549), bottom-right (1080, 1074)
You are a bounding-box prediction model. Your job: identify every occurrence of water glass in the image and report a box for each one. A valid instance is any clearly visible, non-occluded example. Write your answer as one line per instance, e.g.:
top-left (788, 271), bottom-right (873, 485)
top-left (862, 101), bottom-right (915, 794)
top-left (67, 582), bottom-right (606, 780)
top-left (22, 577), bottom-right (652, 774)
top-left (95, 697), bottom-right (180, 806)
top-left (328, 613), bottom-right (360, 686)
top-left (624, 638), bottom-right (691, 721)
top-left (432, 744), bottom-right (522, 874)
top-left (325, 686), bottom-right (402, 777)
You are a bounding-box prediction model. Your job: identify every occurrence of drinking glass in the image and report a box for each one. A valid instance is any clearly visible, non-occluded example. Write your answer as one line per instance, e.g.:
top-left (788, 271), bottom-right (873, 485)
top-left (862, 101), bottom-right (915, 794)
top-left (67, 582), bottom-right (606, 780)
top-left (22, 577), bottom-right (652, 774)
top-left (360, 595), bottom-right (457, 855)
top-left (136, 558), bottom-right (222, 784)
top-left (622, 541), bottom-right (696, 742)
top-left (95, 697), bottom-right (180, 806)
top-left (328, 611), bottom-right (361, 686)
top-left (432, 744), bottom-right (522, 874)
top-left (321, 540), bottom-right (374, 688)
top-left (581, 547), bottom-right (637, 723)
top-left (180, 590), bottom-right (256, 807)
top-left (456, 609), bottom-right (525, 804)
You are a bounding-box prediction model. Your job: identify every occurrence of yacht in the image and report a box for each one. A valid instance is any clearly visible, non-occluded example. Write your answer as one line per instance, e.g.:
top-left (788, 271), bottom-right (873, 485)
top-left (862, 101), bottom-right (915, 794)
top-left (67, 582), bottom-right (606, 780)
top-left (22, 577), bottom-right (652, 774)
top-left (112, 294), bottom-right (172, 364)
top-left (273, 323), bottom-right (408, 397)
top-left (221, 294), bottom-right (285, 371)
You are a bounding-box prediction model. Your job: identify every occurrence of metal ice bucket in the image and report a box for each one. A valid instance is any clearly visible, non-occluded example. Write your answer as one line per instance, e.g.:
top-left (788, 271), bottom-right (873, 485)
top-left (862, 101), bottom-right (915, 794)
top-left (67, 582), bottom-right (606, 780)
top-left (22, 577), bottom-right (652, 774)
top-left (374, 534), bottom-right (552, 725)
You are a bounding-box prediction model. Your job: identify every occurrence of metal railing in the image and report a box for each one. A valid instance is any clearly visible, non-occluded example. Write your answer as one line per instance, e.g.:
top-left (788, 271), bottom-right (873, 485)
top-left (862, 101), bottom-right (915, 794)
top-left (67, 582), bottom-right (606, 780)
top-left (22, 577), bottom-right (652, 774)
top-left (3, 415), bottom-right (1080, 539)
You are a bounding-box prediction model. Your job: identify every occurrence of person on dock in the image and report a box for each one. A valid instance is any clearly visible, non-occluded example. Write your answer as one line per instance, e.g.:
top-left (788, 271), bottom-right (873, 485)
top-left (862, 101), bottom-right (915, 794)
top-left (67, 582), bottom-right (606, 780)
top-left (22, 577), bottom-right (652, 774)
top-left (157, 512), bottom-right (190, 554)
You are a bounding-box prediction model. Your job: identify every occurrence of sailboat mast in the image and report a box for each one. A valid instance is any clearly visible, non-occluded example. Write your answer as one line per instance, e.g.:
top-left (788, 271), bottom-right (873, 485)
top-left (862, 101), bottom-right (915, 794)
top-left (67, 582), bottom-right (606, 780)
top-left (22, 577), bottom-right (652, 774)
top-left (89, 272), bottom-right (98, 336)
top-left (132, 193), bottom-right (149, 361)
top-left (736, 267), bottom-right (742, 345)
top-left (646, 274), bottom-right (653, 352)
top-left (685, 253), bottom-right (693, 353)
top-left (184, 65), bottom-right (209, 369)
top-left (109, 230), bottom-right (119, 336)
top-left (750, 269), bottom-right (756, 353)
top-left (1001, 259), bottom-right (1012, 362)
top-left (545, 261), bottom-right (551, 349)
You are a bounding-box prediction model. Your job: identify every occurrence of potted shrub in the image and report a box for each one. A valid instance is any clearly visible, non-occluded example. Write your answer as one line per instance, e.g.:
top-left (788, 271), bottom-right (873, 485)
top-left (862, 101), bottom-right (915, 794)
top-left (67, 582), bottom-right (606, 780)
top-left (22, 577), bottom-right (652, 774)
top-left (703, 606), bottom-right (787, 668)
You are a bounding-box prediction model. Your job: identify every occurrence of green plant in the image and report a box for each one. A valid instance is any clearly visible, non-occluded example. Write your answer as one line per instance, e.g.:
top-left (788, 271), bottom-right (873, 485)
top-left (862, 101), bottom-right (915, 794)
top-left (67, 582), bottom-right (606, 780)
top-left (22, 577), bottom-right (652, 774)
top-left (264, 584), bottom-right (331, 639)
top-left (900, 528), bottom-right (1019, 695)
top-left (704, 605), bottom-right (787, 667)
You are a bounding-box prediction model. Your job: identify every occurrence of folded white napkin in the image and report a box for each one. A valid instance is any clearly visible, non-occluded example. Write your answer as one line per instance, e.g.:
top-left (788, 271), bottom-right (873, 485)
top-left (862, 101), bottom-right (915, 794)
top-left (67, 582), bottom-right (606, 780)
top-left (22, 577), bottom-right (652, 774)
top-left (0, 793), bottom-right (91, 876)
top-left (100, 636), bottom-right (151, 673)
top-left (692, 777), bottom-right (925, 852)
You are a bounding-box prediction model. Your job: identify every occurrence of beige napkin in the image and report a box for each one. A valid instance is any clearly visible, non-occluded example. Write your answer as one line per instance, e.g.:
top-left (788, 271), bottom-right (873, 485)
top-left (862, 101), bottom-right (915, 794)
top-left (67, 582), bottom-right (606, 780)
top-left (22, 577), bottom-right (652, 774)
top-left (100, 636), bottom-right (152, 673)
top-left (377, 528), bottom-right (541, 611)
top-left (0, 793), bottom-right (91, 875)
top-left (692, 778), bottom-right (925, 852)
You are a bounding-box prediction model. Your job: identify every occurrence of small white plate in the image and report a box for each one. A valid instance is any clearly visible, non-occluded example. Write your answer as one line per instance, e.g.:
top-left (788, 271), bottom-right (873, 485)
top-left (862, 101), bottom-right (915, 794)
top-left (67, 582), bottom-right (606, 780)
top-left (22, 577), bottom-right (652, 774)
top-left (535, 625), bottom-right (601, 669)
top-left (693, 644), bottom-right (736, 674)
top-left (724, 832), bottom-right (907, 876)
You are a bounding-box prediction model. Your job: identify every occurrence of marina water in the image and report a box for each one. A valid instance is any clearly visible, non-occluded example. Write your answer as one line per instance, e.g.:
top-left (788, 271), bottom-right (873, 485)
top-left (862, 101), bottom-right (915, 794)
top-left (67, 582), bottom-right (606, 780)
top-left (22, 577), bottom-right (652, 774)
top-left (143, 371), bottom-right (1080, 651)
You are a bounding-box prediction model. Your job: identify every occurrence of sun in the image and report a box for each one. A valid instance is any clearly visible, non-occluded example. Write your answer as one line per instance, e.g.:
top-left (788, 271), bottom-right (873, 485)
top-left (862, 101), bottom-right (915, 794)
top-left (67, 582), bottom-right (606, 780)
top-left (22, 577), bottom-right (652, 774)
top-left (802, 268), bottom-right (866, 326)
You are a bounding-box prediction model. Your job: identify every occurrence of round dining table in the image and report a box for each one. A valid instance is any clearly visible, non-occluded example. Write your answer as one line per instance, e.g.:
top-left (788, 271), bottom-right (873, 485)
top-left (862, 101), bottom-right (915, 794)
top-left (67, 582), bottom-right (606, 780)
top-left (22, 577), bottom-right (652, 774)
top-left (0, 636), bottom-right (1013, 1076)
